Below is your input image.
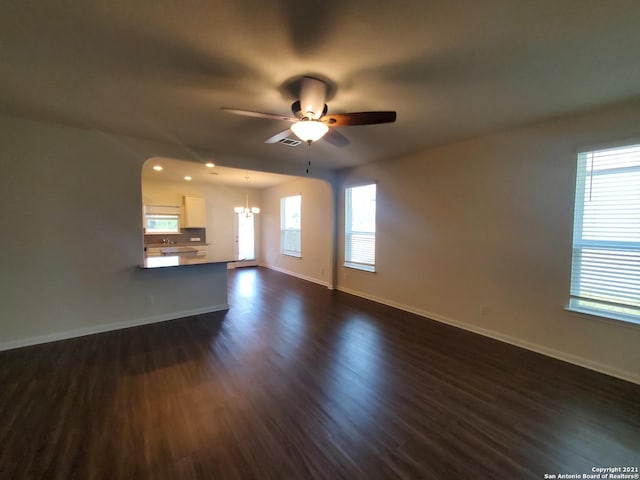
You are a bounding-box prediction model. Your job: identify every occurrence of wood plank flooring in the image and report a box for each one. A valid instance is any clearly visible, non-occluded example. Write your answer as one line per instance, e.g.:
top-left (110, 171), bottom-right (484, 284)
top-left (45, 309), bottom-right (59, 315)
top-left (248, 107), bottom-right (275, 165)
top-left (1, 266), bottom-right (638, 479)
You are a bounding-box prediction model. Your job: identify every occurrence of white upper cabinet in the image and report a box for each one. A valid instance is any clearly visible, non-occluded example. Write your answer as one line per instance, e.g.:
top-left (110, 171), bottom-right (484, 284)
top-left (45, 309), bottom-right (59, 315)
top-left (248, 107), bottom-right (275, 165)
top-left (183, 196), bottom-right (206, 228)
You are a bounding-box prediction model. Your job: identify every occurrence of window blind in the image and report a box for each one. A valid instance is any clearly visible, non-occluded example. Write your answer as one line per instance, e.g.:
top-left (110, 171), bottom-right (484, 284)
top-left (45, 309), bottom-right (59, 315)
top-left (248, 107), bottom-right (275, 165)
top-left (345, 184), bottom-right (376, 272)
top-left (569, 143), bottom-right (640, 323)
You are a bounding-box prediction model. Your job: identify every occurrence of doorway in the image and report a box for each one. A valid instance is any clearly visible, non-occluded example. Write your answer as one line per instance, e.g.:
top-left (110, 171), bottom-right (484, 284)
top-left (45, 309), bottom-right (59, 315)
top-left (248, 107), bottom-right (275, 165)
top-left (237, 213), bottom-right (255, 261)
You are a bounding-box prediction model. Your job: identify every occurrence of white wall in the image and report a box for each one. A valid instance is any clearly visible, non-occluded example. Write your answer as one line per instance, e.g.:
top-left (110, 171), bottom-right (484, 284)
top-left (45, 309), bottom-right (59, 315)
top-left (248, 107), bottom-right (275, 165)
top-left (4, 101), bottom-right (639, 383)
top-left (0, 115), bottom-right (230, 349)
top-left (142, 177), bottom-right (260, 263)
top-left (260, 177), bottom-right (334, 287)
top-left (336, 100), bottom-right (640, 384)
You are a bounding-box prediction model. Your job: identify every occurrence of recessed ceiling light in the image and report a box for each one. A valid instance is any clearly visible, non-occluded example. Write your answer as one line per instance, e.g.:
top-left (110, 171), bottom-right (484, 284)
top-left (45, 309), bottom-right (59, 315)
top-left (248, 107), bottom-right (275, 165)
top-left (153, 165), bottom-right (163, 171)
top-left (205, 162), bottom-right (215, 168)
top-left (184, 176), bottom-right (192, 181)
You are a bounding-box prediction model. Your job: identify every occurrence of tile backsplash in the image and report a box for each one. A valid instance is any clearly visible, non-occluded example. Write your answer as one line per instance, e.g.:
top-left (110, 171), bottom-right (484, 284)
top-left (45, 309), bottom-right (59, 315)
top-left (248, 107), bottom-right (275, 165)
top-left (144, 228), bottom-right (206, 245)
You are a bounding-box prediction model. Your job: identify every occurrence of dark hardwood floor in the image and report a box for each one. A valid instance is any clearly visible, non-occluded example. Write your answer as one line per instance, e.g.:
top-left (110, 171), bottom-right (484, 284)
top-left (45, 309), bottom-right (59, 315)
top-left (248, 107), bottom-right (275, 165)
top-left (1, 267), bottom-right (638, 479)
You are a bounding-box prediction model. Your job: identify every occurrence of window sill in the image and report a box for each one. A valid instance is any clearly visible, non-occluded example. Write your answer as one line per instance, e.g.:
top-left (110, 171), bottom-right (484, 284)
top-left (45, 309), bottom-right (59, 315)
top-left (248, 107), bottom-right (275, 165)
top-left (565, 306), bottom-right (640, 328)
top-left (344, 262), bottom-right (376, 273)
top-left (281, 252), bottom-right (301, 259)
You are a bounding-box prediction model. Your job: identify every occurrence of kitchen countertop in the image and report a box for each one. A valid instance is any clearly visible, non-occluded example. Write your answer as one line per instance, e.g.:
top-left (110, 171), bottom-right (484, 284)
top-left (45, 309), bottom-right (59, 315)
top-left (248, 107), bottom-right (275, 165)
top-left (145, 242), bottom-right (209, 248)
top-left (140, 254), bottom-right (235, 269)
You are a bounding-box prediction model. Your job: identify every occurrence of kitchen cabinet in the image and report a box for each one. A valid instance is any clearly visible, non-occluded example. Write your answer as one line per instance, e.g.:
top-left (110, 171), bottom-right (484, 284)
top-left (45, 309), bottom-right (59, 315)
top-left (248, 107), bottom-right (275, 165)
top-left (183, 196), bottom-right (206, 228)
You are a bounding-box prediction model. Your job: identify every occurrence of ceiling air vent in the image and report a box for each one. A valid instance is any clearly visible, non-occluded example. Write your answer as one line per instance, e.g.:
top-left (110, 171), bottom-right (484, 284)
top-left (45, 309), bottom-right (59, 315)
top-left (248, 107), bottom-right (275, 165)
top-left (278, 138), bottom-right (302, 147)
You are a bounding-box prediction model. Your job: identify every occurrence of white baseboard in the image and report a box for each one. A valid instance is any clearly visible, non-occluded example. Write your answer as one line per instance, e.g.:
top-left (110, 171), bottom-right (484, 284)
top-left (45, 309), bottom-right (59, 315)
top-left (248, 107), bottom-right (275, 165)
top-left (261, 264), bottom-right (331, 288)
top-left (0, 304), bottom-right (229, 352)
top-left (337, 286), bottom-right (640, 385)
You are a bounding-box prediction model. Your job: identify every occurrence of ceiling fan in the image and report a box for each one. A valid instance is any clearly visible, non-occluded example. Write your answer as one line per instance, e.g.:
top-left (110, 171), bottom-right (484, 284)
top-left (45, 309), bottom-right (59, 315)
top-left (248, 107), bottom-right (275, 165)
top-left (221, 76), bottom-right (396, 147)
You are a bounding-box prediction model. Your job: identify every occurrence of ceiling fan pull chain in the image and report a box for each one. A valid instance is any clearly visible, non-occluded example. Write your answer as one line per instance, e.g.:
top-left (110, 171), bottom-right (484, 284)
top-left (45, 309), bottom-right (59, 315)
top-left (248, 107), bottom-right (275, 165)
top-left (306, 140), bottom-right (311, 175)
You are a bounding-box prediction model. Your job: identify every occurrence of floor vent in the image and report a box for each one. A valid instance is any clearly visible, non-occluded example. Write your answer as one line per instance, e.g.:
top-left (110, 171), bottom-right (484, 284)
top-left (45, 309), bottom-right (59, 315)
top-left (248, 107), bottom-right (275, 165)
top-left (278, 138), bottom-right (302, 147)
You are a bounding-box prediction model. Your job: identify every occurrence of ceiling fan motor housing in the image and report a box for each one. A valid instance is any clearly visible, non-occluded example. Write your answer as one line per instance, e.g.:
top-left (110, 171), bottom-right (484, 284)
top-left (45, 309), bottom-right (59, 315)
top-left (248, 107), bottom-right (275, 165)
top-left (298, 76), bottom-right (327, 119)
top-left (291, 100), bottom-right (327, 120)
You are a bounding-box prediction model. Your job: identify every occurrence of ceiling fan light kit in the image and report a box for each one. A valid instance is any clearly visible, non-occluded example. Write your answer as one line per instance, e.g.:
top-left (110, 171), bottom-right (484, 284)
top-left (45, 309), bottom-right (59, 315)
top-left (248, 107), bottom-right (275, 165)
top-left (290, 120), bottom-right (329, 142)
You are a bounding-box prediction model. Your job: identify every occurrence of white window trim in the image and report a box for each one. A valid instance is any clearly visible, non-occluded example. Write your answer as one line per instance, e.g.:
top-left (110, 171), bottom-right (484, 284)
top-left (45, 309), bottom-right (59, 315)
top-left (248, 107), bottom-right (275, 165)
top-left (344, 183), bottom-right (377, 273)
top-left (567, 142), bottom-right (640, 325)
top-left (143, 205), bottom-right (181, 234)
top-left (565, 305), bottom-right (640, 327)
top-left (280, 194), bottom-right (302, 258)
top-left (144, 213), bottom-right (181, 235)
top-left (344, 261), bottom-right (376, 273)
top-left (564, 306), bottom-right (640, 329)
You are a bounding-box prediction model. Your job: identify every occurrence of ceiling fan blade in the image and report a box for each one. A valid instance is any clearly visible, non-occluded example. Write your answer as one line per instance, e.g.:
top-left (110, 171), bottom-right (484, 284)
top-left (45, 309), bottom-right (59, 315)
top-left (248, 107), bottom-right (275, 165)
top-left (265, 129), bottom-right (293, 144)
top-left (221, 107), bottom-right (297, 122)
top-left (323, 128), bottom-right (350, 147)
top-left (321, 111), bottom-right (397, 126)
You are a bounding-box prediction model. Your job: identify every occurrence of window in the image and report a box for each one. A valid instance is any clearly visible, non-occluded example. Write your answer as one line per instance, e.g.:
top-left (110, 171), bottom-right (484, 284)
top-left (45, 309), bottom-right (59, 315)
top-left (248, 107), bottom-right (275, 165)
top-left (569, 143), bottom-right (640, 324)
top-left (281, 195), bottom-right (301, 257)
top-left (345, 183), bottom-right (376, 272)
top-left (145, 214), bottom-right (180, 233)
top-left (237, 213), bottom-right (255, 260)
top-left (144, 205), bottom-right (181, 234)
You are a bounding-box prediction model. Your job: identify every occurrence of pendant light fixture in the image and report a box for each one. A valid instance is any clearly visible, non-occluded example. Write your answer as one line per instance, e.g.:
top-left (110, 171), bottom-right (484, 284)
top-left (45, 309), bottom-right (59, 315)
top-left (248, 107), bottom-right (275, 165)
top-left (234, 176), bottom-right (260, 217)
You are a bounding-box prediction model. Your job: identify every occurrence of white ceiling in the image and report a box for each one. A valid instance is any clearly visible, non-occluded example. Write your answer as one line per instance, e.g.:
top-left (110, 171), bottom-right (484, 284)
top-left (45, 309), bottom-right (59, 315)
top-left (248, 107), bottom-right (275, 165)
top-left (142, 157), bottom-right (297, 188)
top-left (2, 1), bottom-right (640, 170)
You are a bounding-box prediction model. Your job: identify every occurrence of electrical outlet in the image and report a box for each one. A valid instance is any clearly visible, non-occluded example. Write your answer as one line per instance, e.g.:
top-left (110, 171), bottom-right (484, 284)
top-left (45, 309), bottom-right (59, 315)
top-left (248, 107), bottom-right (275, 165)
top-left (480, 304), bottom-right (489, 315)
top-left (145, 295), bottom-right (155, 305)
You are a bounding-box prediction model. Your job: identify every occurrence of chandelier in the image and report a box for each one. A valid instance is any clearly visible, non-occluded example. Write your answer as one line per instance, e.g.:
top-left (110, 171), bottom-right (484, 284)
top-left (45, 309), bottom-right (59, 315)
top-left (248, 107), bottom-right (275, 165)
top-left (234, 176), bottom-right (260, 217)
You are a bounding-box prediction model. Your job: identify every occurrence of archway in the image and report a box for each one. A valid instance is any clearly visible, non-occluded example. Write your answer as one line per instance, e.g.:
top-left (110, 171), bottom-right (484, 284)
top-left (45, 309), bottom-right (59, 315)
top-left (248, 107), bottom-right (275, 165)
top-left (141, 157), bottom-right (336, 288)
